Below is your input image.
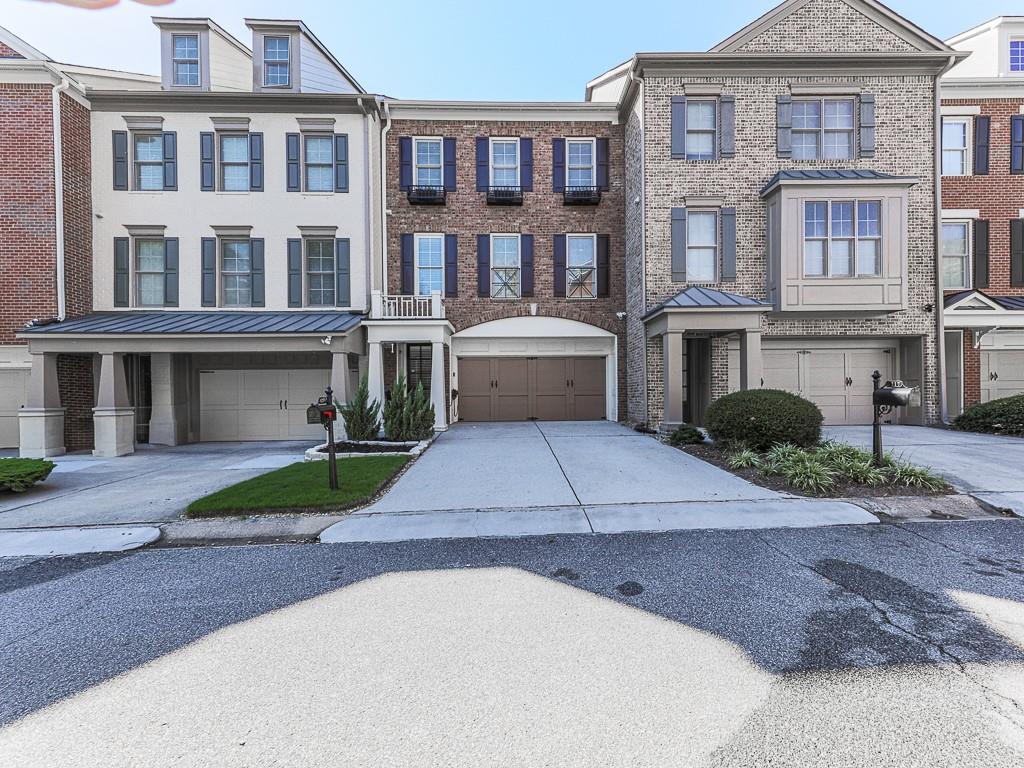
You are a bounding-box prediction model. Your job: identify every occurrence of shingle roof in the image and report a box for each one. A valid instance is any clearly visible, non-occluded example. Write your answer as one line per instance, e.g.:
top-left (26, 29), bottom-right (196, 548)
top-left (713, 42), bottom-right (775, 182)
top-left (21, 311), bottom-right (363, 335)
top-left (643, 286), bottom-right (769, 320)
top-left (760, 169), bottom-right (916, 196)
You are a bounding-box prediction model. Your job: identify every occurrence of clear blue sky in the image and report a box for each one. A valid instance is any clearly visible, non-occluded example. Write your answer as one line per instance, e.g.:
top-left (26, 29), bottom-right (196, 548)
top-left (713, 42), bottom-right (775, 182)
top-left (0, 0), bottom-right (1011, 100)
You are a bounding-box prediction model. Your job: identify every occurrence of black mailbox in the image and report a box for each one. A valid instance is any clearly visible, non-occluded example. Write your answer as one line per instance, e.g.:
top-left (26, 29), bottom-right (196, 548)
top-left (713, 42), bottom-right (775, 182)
top-left (872, 381), bottom-right (914, 408)
top-left (870, 371), bottom-right (917, 465)
top-left (306, 404), bottom-right (321, 425)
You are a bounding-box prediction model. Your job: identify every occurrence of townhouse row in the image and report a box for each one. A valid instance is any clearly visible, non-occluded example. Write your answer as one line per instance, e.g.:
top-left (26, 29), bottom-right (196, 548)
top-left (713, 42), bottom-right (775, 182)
top-left (0, 0), bottom-right (1017, 459)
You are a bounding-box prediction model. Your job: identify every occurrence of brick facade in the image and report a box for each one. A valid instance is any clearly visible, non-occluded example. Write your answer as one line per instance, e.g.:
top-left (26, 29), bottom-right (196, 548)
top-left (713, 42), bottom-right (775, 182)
top-left (386, 119), bottom-right (627, 417)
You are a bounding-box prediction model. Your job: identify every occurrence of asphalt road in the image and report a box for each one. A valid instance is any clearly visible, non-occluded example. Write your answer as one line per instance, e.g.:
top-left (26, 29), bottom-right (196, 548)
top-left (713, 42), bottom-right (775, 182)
top-left (2, 521), bottom-right (1024, 766)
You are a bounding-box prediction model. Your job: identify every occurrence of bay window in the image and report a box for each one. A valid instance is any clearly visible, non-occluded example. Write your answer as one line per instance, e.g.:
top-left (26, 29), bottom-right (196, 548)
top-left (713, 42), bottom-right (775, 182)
top-left (803, 200), bottom-right (882, 278)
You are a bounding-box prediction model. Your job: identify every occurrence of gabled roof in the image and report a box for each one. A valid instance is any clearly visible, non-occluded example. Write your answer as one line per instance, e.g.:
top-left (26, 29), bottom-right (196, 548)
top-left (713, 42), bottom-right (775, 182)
top-left (21, 311), bottom-right (362, 336)
top-left (760, 168), bottom-right (918, 196)
top-left (0, 24), bottom-right (50, 61)
top-left (152, 17), bottom-right (252, 58)
top-left (945, 290), bottom-right (1024, 312)
top-left (710, 0), bottom-right (956, 54)
top-left (244, 18), bottom-right (365, 94)
top-left (643, 287), bottom-right (769, 320)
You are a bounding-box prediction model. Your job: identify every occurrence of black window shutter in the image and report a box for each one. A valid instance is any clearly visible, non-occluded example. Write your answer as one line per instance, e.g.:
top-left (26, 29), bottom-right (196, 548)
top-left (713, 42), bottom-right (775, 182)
top-left (400, 233), bottom-right (414, 295)
top-left (776, 95), bottom-right (792, 158)
top-left (163, 237), bottom-right (179, 306)
top-left (974, 116), bottom-right (990, 176)
top-left (596, 234), bottom-right (610, 298)
top-left (1011, 219), bottom-right (1024, 287)
top-left (335, 238), bottom-right (351, 306)
top-left (973, 219), bottom-right (989, 289)
top-left (286, 133), bottom-right (300, 192)
top-left (671, 96), bottom-right (687, 159)
top-left (477, 235), bottom-right (490, 297)
top-left (443, 137), bottom-right (457, 191)
top-left (201, 237), bottom-right (217, 306)
top-left (520, 137), bottom-right (533, 192)
top-left (398, 136), bottom-right (412, 190)
top-left (720, 96), bottom-right (735, 158)
top-left (248, 132), bottom-right (264, 191)
top-left (859, 94), bottom-right (875, 158)
top-left (596, 137), bottom-right (609, 191)
top-left (162, 132), bottom-right (177, 190)
top-left (112, 131), bottom-right (128, 190)
top-left (671, 207), bottom-right (687, 282)
top-left (334, 133), bottom-right (349, 192)
top-left (200, 132), bottom-right (215, 191)
top-left (1011, 116), bottom-right (1024, 175)
top-left (521, 234), bottom-right (534, 297)
top-left (721, 208), bottom-right (737, 282)
top-left (113, 237), bottom-right (129, 306)
top-left (250, 238), bottom-right (265, 307)
top-left (475, 137), bottom-right (488, 192)
top-left (287, 239), bottom-right (302, 307)
top-left (444, 233), bottom-right (458, 297)
top-left (553, 234), bottom-right (566, 297)
top-left (552, 138), bottom-right (565, 192)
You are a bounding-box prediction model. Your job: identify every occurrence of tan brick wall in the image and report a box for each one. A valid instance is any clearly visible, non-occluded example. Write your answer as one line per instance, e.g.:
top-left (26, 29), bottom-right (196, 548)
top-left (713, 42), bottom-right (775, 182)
top-left (624, 106), bottom-right (647, 424)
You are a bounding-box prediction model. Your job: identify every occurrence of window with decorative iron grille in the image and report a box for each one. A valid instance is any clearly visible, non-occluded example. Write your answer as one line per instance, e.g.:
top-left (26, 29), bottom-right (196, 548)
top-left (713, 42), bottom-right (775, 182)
top-left (567, 234), bottom-right (596, 299)
top-left (490, 235), bottom-right (521, 299)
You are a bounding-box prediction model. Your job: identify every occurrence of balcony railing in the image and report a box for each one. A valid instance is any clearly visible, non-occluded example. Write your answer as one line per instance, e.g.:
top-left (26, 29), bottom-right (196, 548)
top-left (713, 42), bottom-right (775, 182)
top-left (370, 290), bottom-right (445, 319)
top-left (486, 185), bottom-right (523, 205)
top-left (563, 185), bottom-right (601, 206)
top-left (407, 185), bottom-right (446, 205)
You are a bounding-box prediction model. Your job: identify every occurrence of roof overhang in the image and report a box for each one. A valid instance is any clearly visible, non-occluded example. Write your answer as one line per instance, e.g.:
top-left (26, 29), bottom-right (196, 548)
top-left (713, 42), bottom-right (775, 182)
top-left (151, 17), bottom-right (252, 59)
top-left (386, 99), bottom-right (618, 123)
top-left (760, 172), bottom-right (919, 197)
top-left (643, 303), bottom-right (766, 338)
top-left (87, 90), bottom-right (380, 115)
top-left (632, 51), bottom-right (966, 78)
top-left (942, 77), bottom-right (1024, 100)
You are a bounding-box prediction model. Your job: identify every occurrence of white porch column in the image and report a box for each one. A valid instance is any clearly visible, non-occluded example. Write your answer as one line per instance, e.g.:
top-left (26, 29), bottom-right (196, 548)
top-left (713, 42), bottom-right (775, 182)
top-left (740, 330), bottom-right (763, 391)
top-left (149, 353), bottom-right (182, 446)
top-left (93, 353), bottom-right (135, 457)
top-left (367, 341), bottom-right (385, 414)
top-left (330, 352), bottom-right (351, 440)
top-left (18, 353), bottom-right (65, 458)
top-left (662, 332), bottom-right (685, 427)
top-left (430, 341), bottom-right (447, 431)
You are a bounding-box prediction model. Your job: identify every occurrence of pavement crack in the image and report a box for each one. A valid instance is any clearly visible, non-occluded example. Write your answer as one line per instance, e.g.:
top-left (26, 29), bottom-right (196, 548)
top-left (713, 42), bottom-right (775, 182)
top-left (893, 522), bottom-right (996, 561)
top-left (534, 423), bottom-right (582, 507)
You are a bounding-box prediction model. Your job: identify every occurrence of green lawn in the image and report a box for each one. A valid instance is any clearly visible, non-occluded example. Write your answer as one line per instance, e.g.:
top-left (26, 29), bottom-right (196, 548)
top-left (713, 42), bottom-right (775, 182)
top-left (186, 456), bottom-right (410, 517)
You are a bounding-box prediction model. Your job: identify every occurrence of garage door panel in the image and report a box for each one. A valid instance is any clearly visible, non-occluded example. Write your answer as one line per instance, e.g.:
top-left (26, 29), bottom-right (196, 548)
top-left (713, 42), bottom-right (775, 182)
top-left (982, 350), bottom-right (1024, 402)
top-left (534, 358), bottom-right (568, 421)
top-left (805, 352), bottom-right (848, 398)
top-left (0, 369), bottom-right (29, 448)
top-left (762, 350), bottom-right (800, 393)
top-left (200, 368), bottom-right (330, 441)
top-left (457, 359), bottom-right (493, 421)
top-left (571, 358), bottom-right (606, 420)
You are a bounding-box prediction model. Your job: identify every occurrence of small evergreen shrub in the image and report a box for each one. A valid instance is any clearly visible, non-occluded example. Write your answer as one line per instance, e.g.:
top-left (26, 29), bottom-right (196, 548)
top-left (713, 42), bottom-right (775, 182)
top-left (668, 424), bottom-right (704, 446)
top-left (0, 458), bottom-right (55, 492)
top-left (339, 376), bottom-right (381, 441)
top-left (954, 394), bottom-right (1024, 436)
top-left (705, 389), bottom-right (823, 451)
top-left (408, 382), bottom-right (436, 441)
top-left (383, 376), bottom-right (436, 441)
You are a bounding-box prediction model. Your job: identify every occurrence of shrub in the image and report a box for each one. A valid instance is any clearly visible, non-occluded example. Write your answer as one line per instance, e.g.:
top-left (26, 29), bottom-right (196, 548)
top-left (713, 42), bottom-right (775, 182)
top-left (954, 394), bottom-right (1024, 436)
top-left (705, 389), bottom-right (823, 451)
top-left (340, 376), bottom-right (381, 441)
top-left (668, 424), bottom-right (704, 446)
top-left (408, 382), bottom-right (436, 441)
top-left (0, 458), bottom-right (55, 492)
top-left (383, 376), bottom-right (436, 442)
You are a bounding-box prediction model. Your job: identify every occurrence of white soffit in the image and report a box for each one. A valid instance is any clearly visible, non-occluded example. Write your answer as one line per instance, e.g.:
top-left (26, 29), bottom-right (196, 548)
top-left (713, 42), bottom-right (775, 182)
top-left (454, 316), bottom-right (615, 339)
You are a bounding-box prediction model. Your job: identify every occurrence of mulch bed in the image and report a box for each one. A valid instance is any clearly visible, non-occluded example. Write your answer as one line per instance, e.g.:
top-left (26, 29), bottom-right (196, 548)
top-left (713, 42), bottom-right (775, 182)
top-left (680, 442), bottom-right (950, 499)
top-left (328, 441), bottom-right (416, 454)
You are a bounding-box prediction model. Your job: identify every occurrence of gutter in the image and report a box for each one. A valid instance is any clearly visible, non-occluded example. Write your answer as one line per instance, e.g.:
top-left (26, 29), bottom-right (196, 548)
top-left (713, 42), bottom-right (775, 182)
top-left (627, 68), bottom-right (647, 424)
top-left (51, 76), bottom-right (71, 321)
top-left (380, 100), bottom-right (392, 298)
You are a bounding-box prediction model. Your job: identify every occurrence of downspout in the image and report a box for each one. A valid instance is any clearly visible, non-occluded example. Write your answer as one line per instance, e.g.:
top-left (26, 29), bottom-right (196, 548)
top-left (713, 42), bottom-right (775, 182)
top-left (628, 67), bottom-right (647, 423)
top-left (935, 54), bottom-right (960, 424)
top-left (51, 77), bottom-right (71, 321)
top-left (379, 100), bottom-right (392, 299)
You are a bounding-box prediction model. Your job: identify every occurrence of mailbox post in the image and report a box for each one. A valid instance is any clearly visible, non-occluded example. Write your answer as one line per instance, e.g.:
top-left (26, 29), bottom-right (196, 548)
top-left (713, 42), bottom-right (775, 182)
top-left (307, 386), bottom-right (339, 490)
top-left (871, 370), bottom-right (915, 466)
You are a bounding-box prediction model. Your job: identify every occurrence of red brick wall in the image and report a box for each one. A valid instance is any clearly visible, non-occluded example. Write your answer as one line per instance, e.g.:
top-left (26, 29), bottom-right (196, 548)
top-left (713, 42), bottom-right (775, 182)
top-left (58, 353), bottom-right (94, 451)
top-left (61, 92), bottom-right (92, 319)
top-left (942, 98), bottom-right (1024, 297)
top-left (0, 84), bottom-right (56, 343)
top-left (962, 331), bottom-right (981, 409)
top-left (0, 42), bottom-right (24, 58)
top-left (386, 120), bottom-right (627, 417)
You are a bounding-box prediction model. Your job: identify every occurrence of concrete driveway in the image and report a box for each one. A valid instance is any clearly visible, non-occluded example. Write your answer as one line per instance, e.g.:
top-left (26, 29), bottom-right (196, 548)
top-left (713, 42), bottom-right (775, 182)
top-left (0, 442), bottom-right (311, 530)
top-left (826, 425), bottom-right (1024, 500)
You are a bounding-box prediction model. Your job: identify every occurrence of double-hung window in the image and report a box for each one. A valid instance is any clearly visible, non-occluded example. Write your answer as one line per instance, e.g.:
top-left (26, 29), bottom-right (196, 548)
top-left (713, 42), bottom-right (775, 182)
top-left (792, 98), bottom-right (855, 160)
top-left (490, 139), bottom-right (519, 187)
top-left (306, 239), bottom-right (335, 306)
top-left (686, 211), bottom-right (719, 282)
top-left (415, 234), bottom-right (444, 295)
top-left (942, 221), bottom-right (971, 290)
top-left (221, 240), bottom-right (252, 307)
top-left (1011, 40), bottom-right (1024, 72)
top-left (685, 100), bottom-right (716, 160)
top-left (567, 138), bottom-right (595, 188)
top-left (219, 134), bottom-right (249, 191)
top-left (566, 234), bottom-right (597, 299)
top-left (414, 138), bottom-right (442, 188)
top-left (803, 200), bottom-right (882, 278)
top-left (264, 36), bottom-right (290, 86)
top-left (304, 135), bottom-right (333, 192)
top-left (172, 34), bottom-right (199, 87)
top-left (134, 134), bottom-right (164, 191)
top-left (941, 118), bottom-right (971, 176)
top-left (135, 239), bottom-right (165, 306)
top-left (490, 235), bottom-right (521, 299)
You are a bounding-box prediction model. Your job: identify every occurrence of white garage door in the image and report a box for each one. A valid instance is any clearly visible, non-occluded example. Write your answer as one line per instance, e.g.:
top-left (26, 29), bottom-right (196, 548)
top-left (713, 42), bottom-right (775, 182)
top-left (0, 369), bottom-right (29, 448)
top-left (199, 369), bottom-right (330, 441)
top-left (981, 350), bottom-right (1024, 402)
top-left (762, 343), bottom-right (895, 425)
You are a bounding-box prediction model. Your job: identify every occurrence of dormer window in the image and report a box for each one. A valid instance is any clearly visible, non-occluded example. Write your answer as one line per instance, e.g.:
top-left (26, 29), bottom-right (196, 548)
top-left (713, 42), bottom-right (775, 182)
top-left (1012, 40), bottom-right (1024, 73)
top-left (172, 34), bottom-right (199, 87)
top-left (264, 36), bottom-right (290, 86)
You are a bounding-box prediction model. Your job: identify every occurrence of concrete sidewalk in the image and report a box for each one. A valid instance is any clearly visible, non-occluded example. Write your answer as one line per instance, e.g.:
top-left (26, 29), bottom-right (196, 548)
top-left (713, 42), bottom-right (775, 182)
top-left (0, 526), bottom-right (160, 557)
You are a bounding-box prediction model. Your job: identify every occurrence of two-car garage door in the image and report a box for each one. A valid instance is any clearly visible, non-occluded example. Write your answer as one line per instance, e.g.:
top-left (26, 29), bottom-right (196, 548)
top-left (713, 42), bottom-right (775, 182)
top-left (458, 357), bottom-right (606, 422)
top-left (199, 369), bottom-right (330, 441)
top-left (762, 342), bottom-right (895, 425)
